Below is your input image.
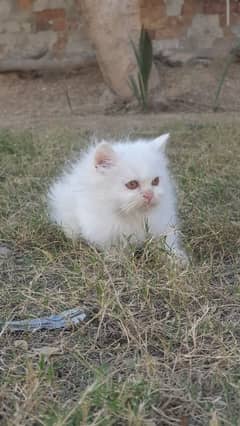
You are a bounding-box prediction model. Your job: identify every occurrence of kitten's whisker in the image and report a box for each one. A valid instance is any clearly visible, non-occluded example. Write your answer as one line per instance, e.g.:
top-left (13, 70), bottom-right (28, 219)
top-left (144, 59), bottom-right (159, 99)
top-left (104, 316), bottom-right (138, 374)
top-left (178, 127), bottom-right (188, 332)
top-left (120, 199), bottom-right (142, 214)
top-left (121, 201), bottom-right (137, 212)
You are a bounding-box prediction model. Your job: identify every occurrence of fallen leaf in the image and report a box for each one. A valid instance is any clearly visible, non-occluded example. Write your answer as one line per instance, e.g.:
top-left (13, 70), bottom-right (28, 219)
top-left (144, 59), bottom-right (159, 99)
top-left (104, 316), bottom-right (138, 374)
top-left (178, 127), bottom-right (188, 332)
top-left (180, 416), bottom-right (189, 426)
top-left (209, 411), bottom-right (220, 426)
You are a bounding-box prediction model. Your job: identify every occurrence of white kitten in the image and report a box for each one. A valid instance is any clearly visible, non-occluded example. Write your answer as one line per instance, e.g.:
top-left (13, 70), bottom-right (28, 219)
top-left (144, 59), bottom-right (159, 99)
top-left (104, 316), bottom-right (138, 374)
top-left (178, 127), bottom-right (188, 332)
top-left (47, 134), bottom-right (187, 260)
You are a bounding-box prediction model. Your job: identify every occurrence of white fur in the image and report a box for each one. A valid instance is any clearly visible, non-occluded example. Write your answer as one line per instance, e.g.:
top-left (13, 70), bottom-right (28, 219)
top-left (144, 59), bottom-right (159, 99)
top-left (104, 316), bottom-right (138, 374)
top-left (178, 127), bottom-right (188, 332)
top-left (47, 134), bottom-right (187, 259)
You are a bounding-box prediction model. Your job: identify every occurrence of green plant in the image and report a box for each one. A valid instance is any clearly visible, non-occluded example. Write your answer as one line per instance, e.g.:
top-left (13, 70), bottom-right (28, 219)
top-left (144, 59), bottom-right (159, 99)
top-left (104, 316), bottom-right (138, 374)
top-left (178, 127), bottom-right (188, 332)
top-left (213, 39), bottom-right (240, 111)
top-left (129, 26), bottom-right (153, 111)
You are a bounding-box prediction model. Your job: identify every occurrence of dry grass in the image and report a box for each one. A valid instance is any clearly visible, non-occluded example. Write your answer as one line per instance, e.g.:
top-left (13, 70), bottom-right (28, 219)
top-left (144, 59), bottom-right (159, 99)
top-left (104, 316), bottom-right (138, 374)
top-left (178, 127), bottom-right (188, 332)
top-left (0, 123), bottom-right (240, 426)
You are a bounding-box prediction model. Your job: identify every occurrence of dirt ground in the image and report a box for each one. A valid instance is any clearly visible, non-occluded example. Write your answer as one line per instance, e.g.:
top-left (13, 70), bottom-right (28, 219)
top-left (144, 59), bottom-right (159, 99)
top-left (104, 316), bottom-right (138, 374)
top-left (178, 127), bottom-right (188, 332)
top-left (0, 58), bottom-right (239, 131)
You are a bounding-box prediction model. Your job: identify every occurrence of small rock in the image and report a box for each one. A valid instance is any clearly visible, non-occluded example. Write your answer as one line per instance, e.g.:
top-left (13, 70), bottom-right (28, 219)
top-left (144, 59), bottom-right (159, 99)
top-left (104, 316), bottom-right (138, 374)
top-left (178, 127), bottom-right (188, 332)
top-left (158, 51), bottom-right (195, 66)
top-left (14, 340), bottom-right (28, 351)
top-left (98, 87), bottom-right (117, 107)
top-left (0, 245), bottom-right (11, 258)
top-left (193, 57), bottom-right (212, 66)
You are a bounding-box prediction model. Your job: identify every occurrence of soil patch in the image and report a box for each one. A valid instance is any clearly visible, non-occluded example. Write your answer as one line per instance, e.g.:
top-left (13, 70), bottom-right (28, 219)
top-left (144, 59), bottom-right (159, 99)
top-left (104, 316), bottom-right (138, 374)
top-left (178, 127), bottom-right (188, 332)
top-left (0, 58), bottom-right (239, 131)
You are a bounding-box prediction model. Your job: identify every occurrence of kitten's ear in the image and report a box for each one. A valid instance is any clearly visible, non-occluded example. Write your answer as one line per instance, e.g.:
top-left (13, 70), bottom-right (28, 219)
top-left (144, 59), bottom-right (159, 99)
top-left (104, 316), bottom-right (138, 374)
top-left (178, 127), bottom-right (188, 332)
top-left (94, 142), bottom-right (116, 170)
top-left (151, 133), bottom-right (170, 151)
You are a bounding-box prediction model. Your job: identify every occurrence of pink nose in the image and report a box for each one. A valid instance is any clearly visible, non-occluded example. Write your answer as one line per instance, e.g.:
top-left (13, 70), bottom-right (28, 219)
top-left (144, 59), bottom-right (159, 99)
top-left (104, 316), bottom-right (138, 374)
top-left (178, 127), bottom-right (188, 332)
top-left (143, 191), bottom-right (153, 203)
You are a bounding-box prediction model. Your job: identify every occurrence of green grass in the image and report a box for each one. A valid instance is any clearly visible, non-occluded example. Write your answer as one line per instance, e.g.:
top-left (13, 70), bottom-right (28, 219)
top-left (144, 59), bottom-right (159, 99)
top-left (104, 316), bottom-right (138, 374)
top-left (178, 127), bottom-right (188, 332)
top-left (0, 123), bottom-right (240, 425)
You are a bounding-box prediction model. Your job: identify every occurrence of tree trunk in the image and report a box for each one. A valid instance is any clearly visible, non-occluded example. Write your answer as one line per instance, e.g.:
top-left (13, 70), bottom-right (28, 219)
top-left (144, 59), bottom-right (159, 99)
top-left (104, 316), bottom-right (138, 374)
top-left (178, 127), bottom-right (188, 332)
top-left (81, 0), bottom-right (159, 99)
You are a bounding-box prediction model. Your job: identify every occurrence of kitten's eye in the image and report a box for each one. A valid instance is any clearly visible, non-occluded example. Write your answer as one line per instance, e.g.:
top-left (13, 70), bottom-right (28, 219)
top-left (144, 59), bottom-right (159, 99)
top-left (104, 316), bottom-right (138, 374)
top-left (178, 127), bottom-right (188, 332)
top-left (152, 177), bottom-right (159, 186)
top-left (125, 180), bottom-right (139, 190)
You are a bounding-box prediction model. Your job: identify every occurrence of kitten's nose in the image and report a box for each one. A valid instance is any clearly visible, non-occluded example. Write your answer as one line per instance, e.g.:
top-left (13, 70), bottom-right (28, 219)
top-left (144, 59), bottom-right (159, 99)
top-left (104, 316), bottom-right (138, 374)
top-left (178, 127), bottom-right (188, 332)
top-left (143, 190), bottom-right (154, 203)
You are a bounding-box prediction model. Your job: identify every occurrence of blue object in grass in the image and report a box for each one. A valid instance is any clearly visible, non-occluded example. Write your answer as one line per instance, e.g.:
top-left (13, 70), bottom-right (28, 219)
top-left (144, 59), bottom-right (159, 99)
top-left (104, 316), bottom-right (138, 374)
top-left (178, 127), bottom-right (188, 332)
top-left (1, 307), bottom-right (86, 332)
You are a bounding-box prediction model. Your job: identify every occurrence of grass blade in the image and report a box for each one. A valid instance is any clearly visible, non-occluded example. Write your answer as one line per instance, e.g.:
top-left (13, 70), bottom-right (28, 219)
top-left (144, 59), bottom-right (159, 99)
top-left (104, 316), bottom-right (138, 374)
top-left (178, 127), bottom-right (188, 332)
top-left (129, 75), bottom-right (141, 102)
top-left (128, 26), bottom-right (153, 110)
top-left (139, 27), bottom-right (153, 91)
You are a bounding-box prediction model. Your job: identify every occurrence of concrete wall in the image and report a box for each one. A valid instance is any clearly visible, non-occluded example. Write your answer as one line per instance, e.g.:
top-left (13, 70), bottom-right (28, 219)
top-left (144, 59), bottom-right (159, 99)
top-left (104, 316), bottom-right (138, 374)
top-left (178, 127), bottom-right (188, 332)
top-left (0, 0), bottom-right (240, 72)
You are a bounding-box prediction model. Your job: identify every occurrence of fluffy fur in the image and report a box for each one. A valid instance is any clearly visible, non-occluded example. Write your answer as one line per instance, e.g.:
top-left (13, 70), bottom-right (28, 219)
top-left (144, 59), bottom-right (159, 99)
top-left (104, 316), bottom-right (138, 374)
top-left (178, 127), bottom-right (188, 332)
top-left (47, 134), bottom-right (187, 260)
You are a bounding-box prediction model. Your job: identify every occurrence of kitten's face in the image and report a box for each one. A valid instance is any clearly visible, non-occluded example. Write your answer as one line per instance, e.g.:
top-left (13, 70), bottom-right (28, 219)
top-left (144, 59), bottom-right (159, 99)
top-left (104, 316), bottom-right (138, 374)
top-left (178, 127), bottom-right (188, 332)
top-left (122, 175), bottom-right (162, 212)
top-left (93, 135), bottom-right (169, 215)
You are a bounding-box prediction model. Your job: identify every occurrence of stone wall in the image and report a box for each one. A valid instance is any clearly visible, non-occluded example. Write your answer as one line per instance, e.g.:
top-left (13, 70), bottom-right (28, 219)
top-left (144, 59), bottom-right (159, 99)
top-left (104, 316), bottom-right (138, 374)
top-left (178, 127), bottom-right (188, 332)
top-left (0, 0), bottom-right (240, 72)
top-left (0, 0), bottom-right (95, 71)
top-left (141, 0), bottom-right (240, 63)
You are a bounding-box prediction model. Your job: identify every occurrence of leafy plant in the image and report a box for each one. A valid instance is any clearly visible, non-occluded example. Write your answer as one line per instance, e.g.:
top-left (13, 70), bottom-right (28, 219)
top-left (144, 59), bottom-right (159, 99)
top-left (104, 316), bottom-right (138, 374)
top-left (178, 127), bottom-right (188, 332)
top-left (213, 39), bottom-right (240, 111)
top-left (129, 26), bottom-right (153, 111)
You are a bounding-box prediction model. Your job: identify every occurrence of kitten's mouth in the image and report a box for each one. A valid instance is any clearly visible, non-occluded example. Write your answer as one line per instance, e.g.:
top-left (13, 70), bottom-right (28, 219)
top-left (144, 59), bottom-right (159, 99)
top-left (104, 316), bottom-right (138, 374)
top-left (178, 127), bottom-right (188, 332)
top-left (119, 198), bottom-right (158, 215)
top-left (141, 200), bottom-right (156, 210)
